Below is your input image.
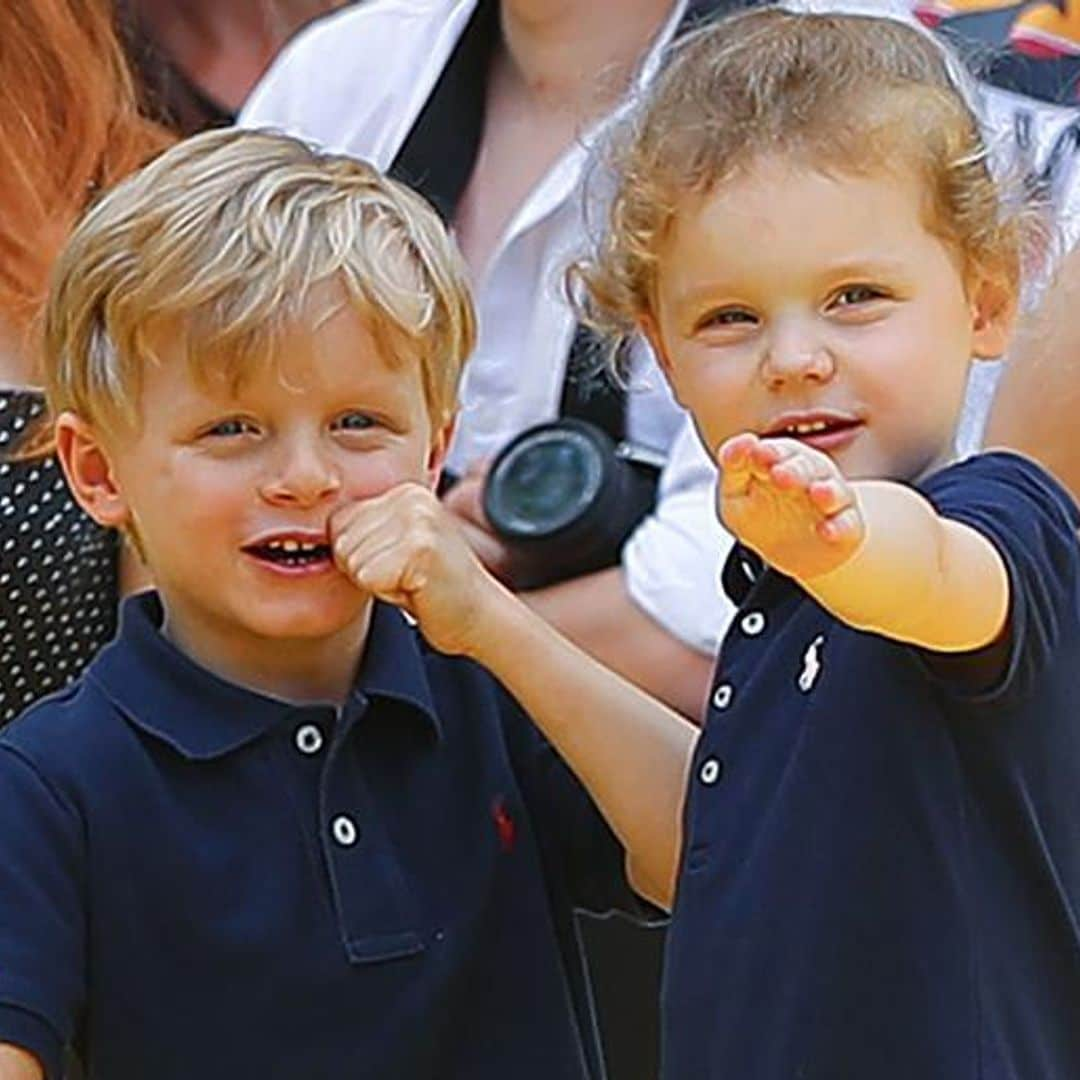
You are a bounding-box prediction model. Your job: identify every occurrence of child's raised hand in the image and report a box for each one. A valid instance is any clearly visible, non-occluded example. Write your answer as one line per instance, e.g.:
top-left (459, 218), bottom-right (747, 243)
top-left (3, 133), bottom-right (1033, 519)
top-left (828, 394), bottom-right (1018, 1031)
top-left (330, 484), bottom-right (500, 657)
top-left (717, 433), bottom-right (865, 580)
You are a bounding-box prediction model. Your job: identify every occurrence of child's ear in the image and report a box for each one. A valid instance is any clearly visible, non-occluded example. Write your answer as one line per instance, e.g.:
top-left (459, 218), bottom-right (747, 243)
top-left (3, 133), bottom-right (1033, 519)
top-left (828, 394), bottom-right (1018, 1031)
top-left (53, 412), bottom-right (132, 530)
top-left (425, 414), bottom-right (457, 491)
top-left (970, 269), bottom-right (1019, 360)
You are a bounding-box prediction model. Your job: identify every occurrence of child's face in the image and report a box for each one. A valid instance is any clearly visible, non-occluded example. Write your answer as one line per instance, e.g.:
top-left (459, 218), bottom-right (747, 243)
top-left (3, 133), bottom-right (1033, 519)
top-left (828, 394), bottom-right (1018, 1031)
top-left (63, 281), bottom-right (450, 685)
top-left (644, 158), bottom-right (1012, 483)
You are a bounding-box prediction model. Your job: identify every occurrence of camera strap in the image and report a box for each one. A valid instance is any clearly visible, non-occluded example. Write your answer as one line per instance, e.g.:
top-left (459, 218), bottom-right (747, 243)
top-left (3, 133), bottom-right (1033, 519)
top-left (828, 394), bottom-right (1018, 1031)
top-left (389, 0), bottom-right (761, 445)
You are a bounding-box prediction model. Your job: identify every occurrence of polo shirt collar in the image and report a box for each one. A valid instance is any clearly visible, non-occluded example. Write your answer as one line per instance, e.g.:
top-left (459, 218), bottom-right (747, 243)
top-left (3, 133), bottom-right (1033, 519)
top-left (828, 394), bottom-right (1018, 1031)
top-left (721, 545), bottom-right (766, 607)
top-left (88, 593), bottom-right (442, 760)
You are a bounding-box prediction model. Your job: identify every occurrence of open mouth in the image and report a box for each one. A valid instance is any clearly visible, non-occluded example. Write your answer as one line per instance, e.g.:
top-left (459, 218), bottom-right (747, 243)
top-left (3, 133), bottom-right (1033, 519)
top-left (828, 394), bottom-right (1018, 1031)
top-left (763, 416), bottom-right (863, 443)
top-left (768, 419), bottom-right (859, 440)
top-left (243, 538), bottom-right (333, 569)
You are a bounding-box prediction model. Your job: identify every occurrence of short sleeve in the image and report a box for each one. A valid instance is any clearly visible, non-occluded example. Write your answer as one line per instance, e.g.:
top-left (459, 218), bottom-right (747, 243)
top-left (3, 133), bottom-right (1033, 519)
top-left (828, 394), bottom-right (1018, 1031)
top-left (0, 745), bottom-right (86, 1080)
top-left (921, 451), bottom-right (1080, 704)
top-left (497, 693), bottom-right (659, 922)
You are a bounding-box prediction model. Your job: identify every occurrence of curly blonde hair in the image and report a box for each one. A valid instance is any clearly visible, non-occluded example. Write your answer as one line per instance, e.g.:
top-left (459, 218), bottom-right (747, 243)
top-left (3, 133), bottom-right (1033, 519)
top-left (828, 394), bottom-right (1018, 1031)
top-left (573, 6), bottom-right (1031, 353)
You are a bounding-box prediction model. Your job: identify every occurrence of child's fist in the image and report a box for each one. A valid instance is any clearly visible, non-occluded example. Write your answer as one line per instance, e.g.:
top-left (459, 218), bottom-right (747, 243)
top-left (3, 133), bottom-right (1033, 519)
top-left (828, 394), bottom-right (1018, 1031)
top-left (330, 484), bottom-right (498, 656)
top-left (717, 433), bottom-right (865, 580)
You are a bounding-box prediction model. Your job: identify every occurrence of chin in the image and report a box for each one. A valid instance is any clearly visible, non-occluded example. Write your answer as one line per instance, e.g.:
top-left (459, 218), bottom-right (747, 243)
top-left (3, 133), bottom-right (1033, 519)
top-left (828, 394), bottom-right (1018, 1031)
top-left (244, 599), bottom-right (369, 642)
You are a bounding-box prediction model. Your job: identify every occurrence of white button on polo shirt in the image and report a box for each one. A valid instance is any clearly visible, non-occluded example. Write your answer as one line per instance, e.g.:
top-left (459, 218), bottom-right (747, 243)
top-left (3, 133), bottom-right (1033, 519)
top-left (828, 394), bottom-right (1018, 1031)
top-left (740, 611), bottom-right (766, 636)
top-left (331, 815), bottom-right (358, 846)
top-left (712, 683), bottom-right (733, 711)
top-left (295, 724), bottom-right (324, 755)
top-left (699, 758), bottom-right (723, 785)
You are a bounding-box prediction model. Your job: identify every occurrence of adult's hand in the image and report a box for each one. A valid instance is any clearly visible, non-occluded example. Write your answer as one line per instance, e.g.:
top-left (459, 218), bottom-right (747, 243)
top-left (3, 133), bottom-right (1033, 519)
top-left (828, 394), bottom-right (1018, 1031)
top-left (440, 459), bottom-right (523, 585)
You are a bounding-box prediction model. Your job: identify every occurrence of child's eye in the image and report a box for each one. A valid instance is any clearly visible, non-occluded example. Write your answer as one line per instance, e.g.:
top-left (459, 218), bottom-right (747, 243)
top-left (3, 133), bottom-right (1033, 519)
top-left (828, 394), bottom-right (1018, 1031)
top-left (333, 412), bottom-right (376, 432)
top-left (831, 285), bottom-right (886, 308)
top-left (696, 307), bottom-right (757, 331)
top-left (204, 418), bottom-right (258, 438)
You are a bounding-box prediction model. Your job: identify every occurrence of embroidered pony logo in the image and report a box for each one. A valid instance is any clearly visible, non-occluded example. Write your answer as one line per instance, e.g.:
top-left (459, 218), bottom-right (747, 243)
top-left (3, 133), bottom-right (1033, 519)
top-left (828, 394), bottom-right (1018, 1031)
top-left (798, 635), bottom-right (825, 694)
top-left (491, 796), bottom-right (516, 853)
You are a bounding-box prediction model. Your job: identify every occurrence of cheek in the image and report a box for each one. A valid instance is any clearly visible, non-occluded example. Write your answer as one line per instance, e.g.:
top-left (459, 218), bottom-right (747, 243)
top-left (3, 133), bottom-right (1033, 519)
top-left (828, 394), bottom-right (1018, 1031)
top-left (677, 363), bottom-right (744, 434)
top-left (340, 446), bottom-right (433, 500)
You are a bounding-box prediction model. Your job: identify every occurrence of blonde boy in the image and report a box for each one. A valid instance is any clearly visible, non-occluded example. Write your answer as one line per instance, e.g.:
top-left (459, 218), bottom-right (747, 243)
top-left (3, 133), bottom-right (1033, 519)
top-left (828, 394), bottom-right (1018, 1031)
top-left (0, 129), bottom-right (645, 1080)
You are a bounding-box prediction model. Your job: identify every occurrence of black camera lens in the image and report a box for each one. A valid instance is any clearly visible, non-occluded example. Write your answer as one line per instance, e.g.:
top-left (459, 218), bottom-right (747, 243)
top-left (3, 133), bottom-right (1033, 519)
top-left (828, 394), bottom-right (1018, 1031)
top-left (484, 425), bottom-right (605, 538)
top-left (483, 419), bottom-right (660, 589)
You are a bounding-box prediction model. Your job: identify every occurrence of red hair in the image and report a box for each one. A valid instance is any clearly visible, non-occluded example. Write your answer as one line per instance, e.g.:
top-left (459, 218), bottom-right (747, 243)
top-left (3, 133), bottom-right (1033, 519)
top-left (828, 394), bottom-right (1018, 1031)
top-left (0, 0), bottom-right (172, 354)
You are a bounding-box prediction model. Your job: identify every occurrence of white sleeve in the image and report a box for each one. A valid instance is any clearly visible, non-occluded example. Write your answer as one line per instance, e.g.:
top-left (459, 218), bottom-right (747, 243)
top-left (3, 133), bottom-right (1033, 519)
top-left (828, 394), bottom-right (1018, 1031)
top-left (622, 418), bottom-right (736, 656)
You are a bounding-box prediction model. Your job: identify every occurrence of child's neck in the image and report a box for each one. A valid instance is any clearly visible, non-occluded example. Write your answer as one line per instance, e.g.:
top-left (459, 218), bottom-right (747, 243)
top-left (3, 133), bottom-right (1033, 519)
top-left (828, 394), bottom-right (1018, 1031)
top-left (161, 605), bottom-right (373, 707)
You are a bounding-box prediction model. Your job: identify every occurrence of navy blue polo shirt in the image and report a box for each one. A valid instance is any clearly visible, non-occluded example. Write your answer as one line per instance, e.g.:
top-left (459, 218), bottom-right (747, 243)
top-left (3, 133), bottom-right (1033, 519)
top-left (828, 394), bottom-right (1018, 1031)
top-left (0, 593), bottom-right (643, 1080)
top-left (663, 451), bottom-right (1080, 1080)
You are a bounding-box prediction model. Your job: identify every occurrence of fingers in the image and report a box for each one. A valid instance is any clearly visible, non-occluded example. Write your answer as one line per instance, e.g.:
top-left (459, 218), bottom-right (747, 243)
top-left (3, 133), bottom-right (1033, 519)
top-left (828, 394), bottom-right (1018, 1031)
top-left (329, 484), bottom-right (439, 596)
top-left (719, 434), bottom-right (840, 498)
top-left (717, 433), bottom-right (760, 498)
top-left (717, 433), bottom-right (860, 549)
top-left (817, 506), bottom-right (863, 546)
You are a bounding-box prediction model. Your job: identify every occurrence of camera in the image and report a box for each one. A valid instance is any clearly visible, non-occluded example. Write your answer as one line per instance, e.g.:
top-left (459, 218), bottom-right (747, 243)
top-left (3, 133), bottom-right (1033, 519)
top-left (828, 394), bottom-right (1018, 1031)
top-left (482, 418), bottom-right (662, 590)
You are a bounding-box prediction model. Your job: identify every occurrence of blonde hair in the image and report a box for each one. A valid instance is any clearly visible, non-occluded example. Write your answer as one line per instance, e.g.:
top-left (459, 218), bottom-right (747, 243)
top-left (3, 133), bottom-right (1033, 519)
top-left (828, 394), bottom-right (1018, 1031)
top-left (574, 7), bottom-right (1032, 349)
top-left (44, 128), bottom-right (475, 436)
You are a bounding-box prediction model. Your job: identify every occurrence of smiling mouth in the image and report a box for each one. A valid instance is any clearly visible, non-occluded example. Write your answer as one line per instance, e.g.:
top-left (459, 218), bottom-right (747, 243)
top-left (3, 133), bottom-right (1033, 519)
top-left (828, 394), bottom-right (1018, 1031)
top-left (243, 538), bottom-right (333, 568)
top-left (764, 417), bottom-right (862, 440)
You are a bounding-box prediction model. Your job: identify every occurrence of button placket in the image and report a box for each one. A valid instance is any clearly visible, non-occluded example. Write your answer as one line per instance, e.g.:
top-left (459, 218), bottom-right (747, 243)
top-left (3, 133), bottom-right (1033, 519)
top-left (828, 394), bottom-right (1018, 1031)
top-left (331, 815), bottom-right (359, 846)
top-left (711, 683), bottom-right (734, 711)
top-left (317, 696), bottom-right (425, 964)
top-left (699, 758), bottom-right (723, 785)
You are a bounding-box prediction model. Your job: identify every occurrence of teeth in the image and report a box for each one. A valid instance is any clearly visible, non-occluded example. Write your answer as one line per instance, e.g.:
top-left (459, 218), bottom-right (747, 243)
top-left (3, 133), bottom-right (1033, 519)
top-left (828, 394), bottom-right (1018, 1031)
top-left (791, 421), bottom-right (828, 435)
top-left (266, 539), bottom-right (322, 552)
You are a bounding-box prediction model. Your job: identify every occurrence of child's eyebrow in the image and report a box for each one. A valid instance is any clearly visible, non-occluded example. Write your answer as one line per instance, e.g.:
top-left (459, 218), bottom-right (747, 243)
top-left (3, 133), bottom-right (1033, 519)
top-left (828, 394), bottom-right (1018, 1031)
top-left (816, 255), bottom-right (911, 280)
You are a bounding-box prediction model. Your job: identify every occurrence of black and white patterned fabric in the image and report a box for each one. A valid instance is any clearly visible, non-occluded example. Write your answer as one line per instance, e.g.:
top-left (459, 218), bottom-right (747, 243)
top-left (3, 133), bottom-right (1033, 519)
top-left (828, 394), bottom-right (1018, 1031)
top-left (0, 389), bottom-right (118, 724)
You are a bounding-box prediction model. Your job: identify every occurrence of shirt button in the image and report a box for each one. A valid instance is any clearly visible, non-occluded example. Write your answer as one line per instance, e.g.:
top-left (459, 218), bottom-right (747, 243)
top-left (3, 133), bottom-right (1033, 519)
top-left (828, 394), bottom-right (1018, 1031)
top-left (294, 723), bottom-right (324, 755)
top-left (740, 610), bottom-right (766, 636)
top-left (699, 758), bottom-right (723, 785)
top-left (711, 683), bottom-right (734, 711)
top-left (331, 815), bottom-right (359, 846)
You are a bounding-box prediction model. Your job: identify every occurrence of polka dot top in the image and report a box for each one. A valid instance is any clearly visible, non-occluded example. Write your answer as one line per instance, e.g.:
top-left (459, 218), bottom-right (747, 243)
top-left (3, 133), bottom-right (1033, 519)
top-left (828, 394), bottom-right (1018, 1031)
top-left (0, 388), bottom-right (119, 725)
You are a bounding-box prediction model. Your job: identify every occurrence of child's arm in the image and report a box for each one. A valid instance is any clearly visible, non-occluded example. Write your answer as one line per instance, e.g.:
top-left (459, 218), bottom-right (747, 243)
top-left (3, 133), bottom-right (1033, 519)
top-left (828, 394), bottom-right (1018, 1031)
top-left (0, 1046), bottom-right (43, 1080)
top-left (718, 434), bottom-right (1010, 652)
top-left (331, 487), bottom-right (699, 910)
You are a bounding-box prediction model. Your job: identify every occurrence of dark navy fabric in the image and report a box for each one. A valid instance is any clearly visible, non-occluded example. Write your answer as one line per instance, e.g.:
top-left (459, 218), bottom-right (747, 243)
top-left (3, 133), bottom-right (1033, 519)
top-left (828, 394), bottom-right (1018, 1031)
top-left (0, 593), bottom-right (642, 1080)
top-left (662, 451), bottom-right (1080, 1080)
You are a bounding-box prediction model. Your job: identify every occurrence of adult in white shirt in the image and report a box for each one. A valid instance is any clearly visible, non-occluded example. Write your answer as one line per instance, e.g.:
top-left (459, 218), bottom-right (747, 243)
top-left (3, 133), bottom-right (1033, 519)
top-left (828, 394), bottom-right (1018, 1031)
top-left (240, 0), bottom-right (734, 720)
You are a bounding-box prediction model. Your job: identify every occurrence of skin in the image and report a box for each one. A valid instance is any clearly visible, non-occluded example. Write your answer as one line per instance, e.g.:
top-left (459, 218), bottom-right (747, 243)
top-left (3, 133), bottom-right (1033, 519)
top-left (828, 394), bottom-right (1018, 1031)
top-left (0, 152), bottom-right (1021, 1080)
top-left (985, 240), bottom-right (1080, 502)
top-left (0, 1046), bottom-right (40, 1080)
top-left (132, 0), bottom-right (351, 112)
top-left (53, 280), bottom-right (450, 704)
top-left (446, 0), bottom-right (714, 720)
top-left (330, 159), bottom-right (1018, 913)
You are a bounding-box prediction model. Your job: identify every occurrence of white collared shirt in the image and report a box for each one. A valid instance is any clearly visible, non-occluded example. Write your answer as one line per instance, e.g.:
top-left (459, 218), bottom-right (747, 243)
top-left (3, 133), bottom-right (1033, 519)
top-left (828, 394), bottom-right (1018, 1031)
top-left (240, 0), bottom-right (736, 655)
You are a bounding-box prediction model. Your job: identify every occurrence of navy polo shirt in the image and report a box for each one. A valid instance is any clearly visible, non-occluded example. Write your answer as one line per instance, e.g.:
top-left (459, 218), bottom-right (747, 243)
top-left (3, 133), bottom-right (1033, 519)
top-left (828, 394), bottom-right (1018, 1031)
top-left (663, 452), bottom-right (1080, 1080)
top-left (0, 593), bottom-right (643, 1080)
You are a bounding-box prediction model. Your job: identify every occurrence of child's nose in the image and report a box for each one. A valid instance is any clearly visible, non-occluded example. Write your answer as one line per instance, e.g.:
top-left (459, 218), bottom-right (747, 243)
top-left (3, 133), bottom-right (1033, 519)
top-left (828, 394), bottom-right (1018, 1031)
top-left (760, 329), bottom-right (835, 389)
top-left (259, 438), bottom-right (341, 506)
